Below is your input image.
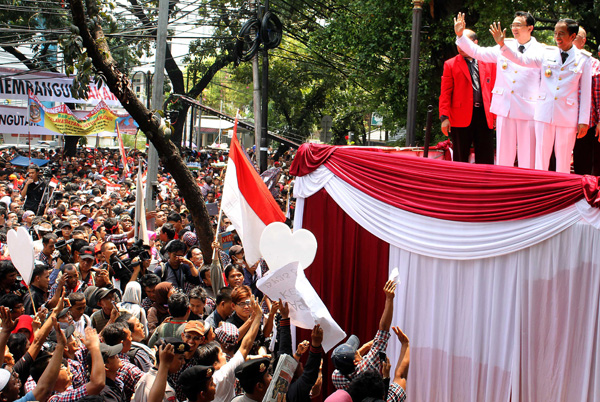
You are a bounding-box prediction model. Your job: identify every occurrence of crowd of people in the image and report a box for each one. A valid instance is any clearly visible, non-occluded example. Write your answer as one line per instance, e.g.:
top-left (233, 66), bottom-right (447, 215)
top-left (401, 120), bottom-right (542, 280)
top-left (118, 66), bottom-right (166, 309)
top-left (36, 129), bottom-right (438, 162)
top-left (0, 144), bottom-right (409, 402)
top-left (440, 11), bottom-right (600, 174)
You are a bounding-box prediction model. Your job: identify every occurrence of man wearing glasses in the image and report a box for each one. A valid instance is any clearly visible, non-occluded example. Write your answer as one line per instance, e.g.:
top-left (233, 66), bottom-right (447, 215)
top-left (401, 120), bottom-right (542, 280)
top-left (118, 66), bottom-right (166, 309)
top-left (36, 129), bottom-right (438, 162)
top-left (490, 17), bottom-right (593, 173)
top-left (455, 11), bottom-right (544, 168)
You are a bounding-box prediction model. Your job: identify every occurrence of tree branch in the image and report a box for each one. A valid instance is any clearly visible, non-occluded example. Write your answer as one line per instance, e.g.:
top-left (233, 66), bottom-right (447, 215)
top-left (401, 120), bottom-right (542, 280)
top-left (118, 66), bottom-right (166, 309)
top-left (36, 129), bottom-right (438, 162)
top-left (2, 46), bottom-right (38, 70)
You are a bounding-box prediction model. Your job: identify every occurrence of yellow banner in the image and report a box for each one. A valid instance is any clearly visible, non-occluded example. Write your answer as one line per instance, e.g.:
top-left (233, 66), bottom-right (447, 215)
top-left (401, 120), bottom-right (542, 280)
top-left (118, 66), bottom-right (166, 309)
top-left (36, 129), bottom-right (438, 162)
top-left (28, 94), bottom-right (137, 136)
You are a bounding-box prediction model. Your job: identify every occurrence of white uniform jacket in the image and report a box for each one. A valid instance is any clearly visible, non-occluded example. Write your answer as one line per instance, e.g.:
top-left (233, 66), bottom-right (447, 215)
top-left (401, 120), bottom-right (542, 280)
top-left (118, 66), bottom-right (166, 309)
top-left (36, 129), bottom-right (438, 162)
top-left (500, 43), bottom-right (592, 128)
top-left (456, 36), bottom-right (543, 120)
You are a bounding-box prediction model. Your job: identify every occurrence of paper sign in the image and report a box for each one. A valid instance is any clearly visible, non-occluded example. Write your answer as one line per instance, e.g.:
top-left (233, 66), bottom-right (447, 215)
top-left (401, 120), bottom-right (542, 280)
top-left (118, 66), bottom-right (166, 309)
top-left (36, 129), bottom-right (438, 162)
top-left (259, 222), bottom-right (318, 271)
top-left (257, 261), bottom-right (346, 352)
top-left (7, 227), bottom-right (35, 285)
top-left (218, 231), bottom-right (234, 253)
top-left (389, 267), bottom-right (400, 284)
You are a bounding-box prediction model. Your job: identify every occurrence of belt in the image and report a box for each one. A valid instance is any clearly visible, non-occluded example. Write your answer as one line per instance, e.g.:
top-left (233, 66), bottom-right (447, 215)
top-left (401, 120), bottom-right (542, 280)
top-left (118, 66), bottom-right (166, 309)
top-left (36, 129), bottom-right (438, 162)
top-left (474, 102), bottom-right (482, 108)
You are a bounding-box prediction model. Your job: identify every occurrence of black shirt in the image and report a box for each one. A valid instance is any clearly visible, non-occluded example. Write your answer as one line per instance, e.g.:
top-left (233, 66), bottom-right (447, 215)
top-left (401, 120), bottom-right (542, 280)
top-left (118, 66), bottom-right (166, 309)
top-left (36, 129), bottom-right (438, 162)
top-left (22, 180), bottom-right (46, 212)
top-left (23, 284), bottom-right (46, 315)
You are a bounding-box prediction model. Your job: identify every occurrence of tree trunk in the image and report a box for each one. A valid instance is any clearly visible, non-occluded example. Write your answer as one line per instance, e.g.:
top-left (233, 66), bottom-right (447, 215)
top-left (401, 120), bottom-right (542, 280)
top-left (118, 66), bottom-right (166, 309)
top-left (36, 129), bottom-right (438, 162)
top-left (69, 0), bottom-right (216, 263)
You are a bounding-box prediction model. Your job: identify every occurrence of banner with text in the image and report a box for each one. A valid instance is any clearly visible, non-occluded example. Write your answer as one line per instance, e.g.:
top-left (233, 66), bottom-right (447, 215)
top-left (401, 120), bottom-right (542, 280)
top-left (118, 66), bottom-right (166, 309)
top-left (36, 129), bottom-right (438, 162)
top-left (0, 67), bottom-right (122, 106)
top-left (28, 95), bottom-right (138, 136)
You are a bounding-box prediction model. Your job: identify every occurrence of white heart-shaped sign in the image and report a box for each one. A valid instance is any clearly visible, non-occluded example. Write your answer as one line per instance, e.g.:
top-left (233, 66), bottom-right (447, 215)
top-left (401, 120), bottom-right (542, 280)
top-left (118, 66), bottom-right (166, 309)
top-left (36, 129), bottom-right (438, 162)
top-left (259, 222), bottom-right (317, 271)
top-left (7, 227), bottom-right (35, 285)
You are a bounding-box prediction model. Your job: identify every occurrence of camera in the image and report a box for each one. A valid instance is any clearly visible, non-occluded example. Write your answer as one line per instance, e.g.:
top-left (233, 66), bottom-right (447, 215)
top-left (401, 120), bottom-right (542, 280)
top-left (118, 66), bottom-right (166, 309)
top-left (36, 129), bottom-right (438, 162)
top-left (55, 238), bottom-right (74, 264)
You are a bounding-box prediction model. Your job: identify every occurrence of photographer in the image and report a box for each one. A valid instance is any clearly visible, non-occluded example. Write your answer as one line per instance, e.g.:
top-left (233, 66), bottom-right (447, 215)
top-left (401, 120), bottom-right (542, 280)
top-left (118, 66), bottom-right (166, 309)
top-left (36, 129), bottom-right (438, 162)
top-left (154, 240), bottom-right (200, 291)
top-left (99, 242), bottom-right (132, 293)
top-left (19, 164), bottom-right (46, 214)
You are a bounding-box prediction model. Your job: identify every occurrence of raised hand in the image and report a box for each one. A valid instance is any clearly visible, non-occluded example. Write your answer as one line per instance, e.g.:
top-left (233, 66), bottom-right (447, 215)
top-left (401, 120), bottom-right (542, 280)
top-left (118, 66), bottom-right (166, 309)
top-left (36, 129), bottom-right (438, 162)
top-left (54, 319), bottom-right (67, 346)
top-left (0, 306), bottom-right (16, 333)
top-left (158, 344), bottom-right (175, 366)
top-left (454, 12), bottom-right (466, 37)
top-left (489, 21), bottom-right (506, 47)
top-left (383, 279), bottom-right (397, 300)
top-left (296, 340), bottom-right (309, 356)
top-left (382, 356), bottom-right (391, 378)
top-left (311, 324), bottom-right (323, 348)
top-left (392, 326), bottom-right (409, 345)
top-left (278, 299), bottom-right (290, 319)
top-left (82, 327), bottom-right (100, 350)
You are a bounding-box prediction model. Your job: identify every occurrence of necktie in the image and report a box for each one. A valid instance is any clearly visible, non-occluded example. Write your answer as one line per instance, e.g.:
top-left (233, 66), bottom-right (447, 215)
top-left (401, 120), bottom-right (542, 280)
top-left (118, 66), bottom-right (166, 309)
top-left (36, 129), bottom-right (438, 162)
top-left (471, 60), bottom-right (480, 93)
top-left (518, 45), bottom-right (525, 53)
top-left (561, 51), bottom-right (568, 64)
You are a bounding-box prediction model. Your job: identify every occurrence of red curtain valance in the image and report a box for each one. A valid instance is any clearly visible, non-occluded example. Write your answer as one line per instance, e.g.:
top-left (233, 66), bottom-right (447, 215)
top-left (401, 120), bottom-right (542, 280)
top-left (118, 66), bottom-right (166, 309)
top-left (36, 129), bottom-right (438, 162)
top-left (290, 144), bottom-right (600, 222)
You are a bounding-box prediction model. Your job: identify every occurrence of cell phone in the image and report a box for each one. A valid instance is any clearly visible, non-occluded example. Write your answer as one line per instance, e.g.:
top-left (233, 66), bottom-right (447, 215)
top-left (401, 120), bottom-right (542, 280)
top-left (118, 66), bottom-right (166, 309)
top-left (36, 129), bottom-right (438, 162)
top-left (378, 351), bottom-right (387, 361)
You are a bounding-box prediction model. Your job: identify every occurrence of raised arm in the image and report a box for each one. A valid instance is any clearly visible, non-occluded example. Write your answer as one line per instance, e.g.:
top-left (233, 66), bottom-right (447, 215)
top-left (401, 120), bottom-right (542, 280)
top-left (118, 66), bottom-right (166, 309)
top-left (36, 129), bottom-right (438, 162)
top-left (148, 344), bottom-right (175, 402)
top-left (391, 326), bottom-right (410, 390)
top-left (82, 327), bottom-right (106, 395)
top-left (379, 280), bottom-right (396, 332)
top-left (238, 296), bottom-right (263, 358)
top-left (0, 307), bottom-right (16, 366)
top-left (491, 22), bottom-right (542, 68)
top-left (32, 320), bottom-right (65, 402)
top-left (454, 12), bottom-right (500, 63)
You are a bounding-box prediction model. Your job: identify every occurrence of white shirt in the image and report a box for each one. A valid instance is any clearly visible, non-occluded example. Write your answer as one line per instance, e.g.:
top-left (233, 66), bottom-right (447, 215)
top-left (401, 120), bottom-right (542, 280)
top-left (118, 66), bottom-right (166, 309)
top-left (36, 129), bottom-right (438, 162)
top-left (213, 350), bottom-right (245, 402)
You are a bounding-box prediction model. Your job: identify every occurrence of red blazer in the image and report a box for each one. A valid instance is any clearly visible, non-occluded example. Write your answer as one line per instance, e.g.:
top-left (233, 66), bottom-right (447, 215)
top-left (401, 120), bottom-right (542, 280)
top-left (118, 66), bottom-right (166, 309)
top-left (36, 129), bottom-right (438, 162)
top-left (439, 55), bottom-right (496, 129)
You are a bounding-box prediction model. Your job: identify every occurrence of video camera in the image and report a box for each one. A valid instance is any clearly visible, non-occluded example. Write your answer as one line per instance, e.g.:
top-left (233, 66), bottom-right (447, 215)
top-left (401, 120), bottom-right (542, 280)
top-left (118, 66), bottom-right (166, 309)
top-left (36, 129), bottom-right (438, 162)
top-left (55, 238), bottom-right (74, 264)
top-left (109, 240), bottom-right (151, 285)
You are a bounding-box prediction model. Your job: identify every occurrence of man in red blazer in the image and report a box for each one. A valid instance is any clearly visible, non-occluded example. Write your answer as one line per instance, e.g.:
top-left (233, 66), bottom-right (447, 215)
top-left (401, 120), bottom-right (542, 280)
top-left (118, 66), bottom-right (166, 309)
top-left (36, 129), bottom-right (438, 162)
top-left (440, 29), bottom-right (497, 164)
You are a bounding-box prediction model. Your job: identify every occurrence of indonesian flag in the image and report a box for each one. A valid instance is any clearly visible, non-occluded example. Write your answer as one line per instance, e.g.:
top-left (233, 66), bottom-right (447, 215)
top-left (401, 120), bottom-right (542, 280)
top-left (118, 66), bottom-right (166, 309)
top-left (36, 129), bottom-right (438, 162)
top-left (221, 121), bottom-right (285, 265)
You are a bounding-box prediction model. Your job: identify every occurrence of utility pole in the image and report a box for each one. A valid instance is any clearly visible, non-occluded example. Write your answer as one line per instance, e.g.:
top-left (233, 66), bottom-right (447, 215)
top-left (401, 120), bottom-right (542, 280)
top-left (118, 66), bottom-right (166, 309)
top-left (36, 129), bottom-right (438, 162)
top-left (252, 0), bottom-right (262, 167)
top-left (406, 0), bottom-right (424, 147)
top-left (145, 0), bottom-right (169, 230)
top-left (259, 0), bottom-right (269, 173)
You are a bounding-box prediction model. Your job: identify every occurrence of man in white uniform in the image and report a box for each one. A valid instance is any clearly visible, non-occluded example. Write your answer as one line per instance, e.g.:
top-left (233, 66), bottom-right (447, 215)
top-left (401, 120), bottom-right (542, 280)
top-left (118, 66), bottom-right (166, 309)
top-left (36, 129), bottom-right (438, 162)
top-left (454, 12), bottom-right (543, 168)
top-left (490, 18), bottom-right (592, 173)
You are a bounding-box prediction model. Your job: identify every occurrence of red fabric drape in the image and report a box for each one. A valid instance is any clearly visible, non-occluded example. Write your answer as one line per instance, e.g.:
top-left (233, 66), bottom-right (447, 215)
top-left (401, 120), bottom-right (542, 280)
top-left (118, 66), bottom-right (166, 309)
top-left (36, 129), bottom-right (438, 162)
top-left (300, 189), bottom-right (390, 399)
top-left (290, 143), bottom-right (600, 222)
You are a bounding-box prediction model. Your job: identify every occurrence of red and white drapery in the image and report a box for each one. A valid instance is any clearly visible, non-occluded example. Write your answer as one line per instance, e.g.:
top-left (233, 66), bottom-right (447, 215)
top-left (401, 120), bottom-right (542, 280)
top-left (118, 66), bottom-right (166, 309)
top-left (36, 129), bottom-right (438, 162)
top-left (291, 144), bottom-right (600, 402)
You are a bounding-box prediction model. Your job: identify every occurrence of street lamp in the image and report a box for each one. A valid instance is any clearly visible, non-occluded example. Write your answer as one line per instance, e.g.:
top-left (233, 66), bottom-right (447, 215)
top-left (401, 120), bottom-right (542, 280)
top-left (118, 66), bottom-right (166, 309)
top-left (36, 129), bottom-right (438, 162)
top-left (406, 0), bottom-right (424, 147)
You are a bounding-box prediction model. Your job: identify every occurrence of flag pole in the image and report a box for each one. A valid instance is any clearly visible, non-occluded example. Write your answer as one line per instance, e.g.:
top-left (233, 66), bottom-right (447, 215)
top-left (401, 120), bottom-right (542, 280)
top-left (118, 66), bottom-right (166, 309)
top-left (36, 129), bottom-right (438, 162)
top-left (212, 110), bottom-right (238, 261)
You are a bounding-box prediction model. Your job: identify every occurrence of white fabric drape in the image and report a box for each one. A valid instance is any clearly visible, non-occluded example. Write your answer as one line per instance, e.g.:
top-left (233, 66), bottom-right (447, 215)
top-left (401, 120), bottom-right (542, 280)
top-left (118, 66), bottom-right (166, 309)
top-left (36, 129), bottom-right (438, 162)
top-left (388, 222), bottom-right (600, 402)
top-left (294, 165), bottom-right (600, 259)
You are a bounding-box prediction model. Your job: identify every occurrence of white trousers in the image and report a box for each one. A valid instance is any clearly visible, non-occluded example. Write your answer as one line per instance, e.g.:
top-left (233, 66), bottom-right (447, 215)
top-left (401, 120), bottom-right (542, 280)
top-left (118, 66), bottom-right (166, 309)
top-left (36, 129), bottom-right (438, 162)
top-left (496, 115), bottom-right (536, 168)
top-left (534, 121), bottom-right (577, 173)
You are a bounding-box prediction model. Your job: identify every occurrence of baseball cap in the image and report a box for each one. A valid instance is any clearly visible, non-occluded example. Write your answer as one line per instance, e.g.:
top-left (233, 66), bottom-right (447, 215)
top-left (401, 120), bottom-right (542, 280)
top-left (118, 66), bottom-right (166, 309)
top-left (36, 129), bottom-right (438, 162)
top-left (100, 342), bottom-right (123, 359)
top-left (59, 221), bottom-right (72, 229)
top-left (0, 368), bottom-right (10, 392)
top-left (228, 245), bottom-right (243, 257)
top-left (331, 335), bottom-right (360, 375)
top-left (79, 246), bottom-right (95, 260)
top-left (48, 324), bottom-right (75, 343)
top-left (84, 286), bottom-right (99, 308)
top-left (184, 320), bottom-right (210, 336)
top-left (95, 287), bottom-right (119, 301)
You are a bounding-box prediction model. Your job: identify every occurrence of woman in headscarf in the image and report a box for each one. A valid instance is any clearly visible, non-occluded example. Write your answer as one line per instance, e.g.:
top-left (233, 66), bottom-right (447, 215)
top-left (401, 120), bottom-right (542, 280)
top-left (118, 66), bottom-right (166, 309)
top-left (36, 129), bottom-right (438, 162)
top-left (146, 281), bottom-right (174, 334)
top-left (117, 281), bottom-right (148, 337)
